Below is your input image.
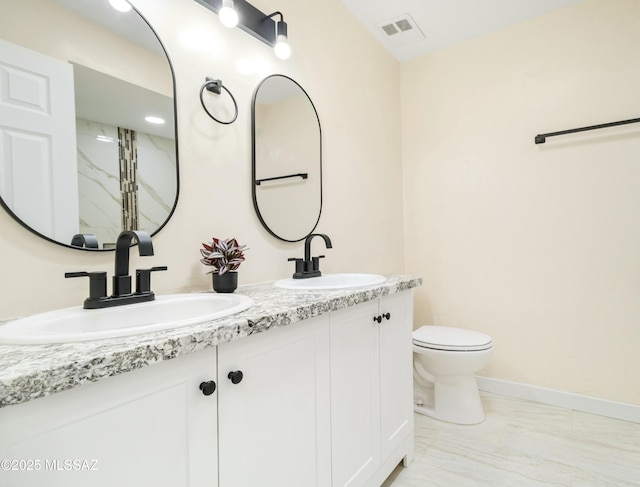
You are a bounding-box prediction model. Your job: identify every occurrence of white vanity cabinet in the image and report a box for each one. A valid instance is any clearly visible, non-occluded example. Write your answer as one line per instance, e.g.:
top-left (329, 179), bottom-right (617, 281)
top-left (0, 286), bottom-right (416, 487)
top-left (217, 314), bottom-right (331, 487)
top-left (0, 347), bottom-right (218, 487)
top-left (329, 291), bottom-right (414, 487)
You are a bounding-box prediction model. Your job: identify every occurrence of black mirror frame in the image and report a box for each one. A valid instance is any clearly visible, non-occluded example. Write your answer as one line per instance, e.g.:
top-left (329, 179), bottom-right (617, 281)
top-left (251, 74), bottom-right (322, 243)
top-left (0, 3), bottom-right (180, 252)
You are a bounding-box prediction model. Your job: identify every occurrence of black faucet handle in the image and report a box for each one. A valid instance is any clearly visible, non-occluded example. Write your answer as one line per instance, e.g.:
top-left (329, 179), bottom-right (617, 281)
top-left (288, 258), bottom-right (306, 278)
top-left (311, 255), bottom-right (325, 272)
top-left (135, 266), bottom-right (168, 294)
top-left (65, 271), bottom-right (108, 300)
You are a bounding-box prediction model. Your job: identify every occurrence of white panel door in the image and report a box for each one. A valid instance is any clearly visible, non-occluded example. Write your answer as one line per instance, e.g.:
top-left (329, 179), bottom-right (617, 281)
top-left (0, 38), bottom-right (78, 241)
top-left (0, 348), bottom-right (218, 487)
top-left (330, 299), bottom-right (381, 487)
top-left (378, 291), bottom-right (414, 460)
top-left (217, 316), bottom-right (331, 487)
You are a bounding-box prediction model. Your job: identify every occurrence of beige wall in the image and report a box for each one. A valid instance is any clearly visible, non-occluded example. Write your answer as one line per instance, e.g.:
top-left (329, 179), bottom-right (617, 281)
top-left (2, 0), bottom-right (171, 96)
top-left (0, 0), bottom-right (403, 318)
top-left (402, 0), bottom-right (640, 405)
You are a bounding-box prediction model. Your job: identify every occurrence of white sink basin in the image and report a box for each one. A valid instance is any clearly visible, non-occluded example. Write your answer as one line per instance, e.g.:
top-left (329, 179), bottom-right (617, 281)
top-left (0, 293), bottom-right (253, 345)
top-left (274, 273), bottom-right (386, 290)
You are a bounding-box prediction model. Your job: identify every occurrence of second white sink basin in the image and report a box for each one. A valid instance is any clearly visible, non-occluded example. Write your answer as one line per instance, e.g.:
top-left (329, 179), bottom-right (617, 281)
top-left (0, 293), bottom-right (253, 345)
top-left (274, 273), bottom-right (386, 290)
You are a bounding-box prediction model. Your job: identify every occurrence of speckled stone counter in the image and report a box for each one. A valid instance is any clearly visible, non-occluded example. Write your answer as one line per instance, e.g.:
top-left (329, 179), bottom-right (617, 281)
top-left (0, 275), bottom-right (421, 409)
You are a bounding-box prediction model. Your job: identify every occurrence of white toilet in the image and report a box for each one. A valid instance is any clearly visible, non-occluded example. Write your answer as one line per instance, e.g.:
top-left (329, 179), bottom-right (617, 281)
top-left (412, 326), bottom-right (493, 425)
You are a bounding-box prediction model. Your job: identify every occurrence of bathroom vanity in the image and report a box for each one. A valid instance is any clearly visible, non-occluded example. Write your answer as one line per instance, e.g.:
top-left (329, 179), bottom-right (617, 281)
top-left (0, 276), bottom-right (420, 487)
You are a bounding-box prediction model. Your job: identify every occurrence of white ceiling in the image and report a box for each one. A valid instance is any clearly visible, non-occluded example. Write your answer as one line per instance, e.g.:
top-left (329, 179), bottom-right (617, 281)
top-left (340, 0), bottom-right (584, 61)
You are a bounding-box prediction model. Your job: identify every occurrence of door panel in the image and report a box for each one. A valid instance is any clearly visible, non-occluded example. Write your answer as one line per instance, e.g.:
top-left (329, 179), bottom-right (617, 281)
top-left (218, 317), bottom-right (331, 487)
top-left (379, 291), bottom-right (414, 460)
top-left (330, 300), bottom-right (381, 487)
top-left (0, 38), bottom-right (78, 241)
top-left (0, 348), bottom-right (218, 487)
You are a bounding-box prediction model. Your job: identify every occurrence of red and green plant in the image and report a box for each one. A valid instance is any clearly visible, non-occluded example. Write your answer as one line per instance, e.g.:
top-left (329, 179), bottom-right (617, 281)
top-left (200, 237), bottom-right (248, 275)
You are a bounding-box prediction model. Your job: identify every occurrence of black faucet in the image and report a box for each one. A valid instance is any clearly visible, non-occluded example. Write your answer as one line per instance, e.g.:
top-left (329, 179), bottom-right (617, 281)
top-left (70, 233), bottom-right (99, 249)
top-left (113, 230), bottom-right (154, 297)
top-left (289, 233), bottom-right (333, 279)
top-left (66, 230), bottom-right (167, 309)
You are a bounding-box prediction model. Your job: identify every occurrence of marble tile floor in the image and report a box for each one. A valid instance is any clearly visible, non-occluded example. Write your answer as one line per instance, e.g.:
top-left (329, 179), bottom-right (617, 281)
top-left (383, 392), bottom-right (640, 487)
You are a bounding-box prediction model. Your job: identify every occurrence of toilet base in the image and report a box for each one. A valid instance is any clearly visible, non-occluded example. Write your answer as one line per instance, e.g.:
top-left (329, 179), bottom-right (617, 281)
top-left (414, 375), bottom-right (486, 425)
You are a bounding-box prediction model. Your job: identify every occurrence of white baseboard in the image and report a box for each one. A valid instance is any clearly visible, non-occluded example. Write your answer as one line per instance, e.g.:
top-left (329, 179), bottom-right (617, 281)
top-left (476, 376), bottom-right (640, 424)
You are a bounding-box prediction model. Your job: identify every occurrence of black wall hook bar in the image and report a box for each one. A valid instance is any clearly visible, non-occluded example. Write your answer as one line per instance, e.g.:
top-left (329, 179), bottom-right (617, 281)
top-left (255, 173), bottom-right (308, 186)
top-left (535, 117), bottom-right (640, 144)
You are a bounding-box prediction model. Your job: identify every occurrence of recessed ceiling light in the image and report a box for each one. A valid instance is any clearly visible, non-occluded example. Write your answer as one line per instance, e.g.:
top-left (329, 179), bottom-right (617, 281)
top-left (145, 116), bottom-right (165, 125)
top-left (109, 0), bottom-right (132, 13)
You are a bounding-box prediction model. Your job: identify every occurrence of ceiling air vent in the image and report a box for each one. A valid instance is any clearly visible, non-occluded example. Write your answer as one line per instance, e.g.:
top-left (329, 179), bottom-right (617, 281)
top-left (395, 18), bottom-right (413, 32)
top-left (376, 13), bottom-right (425, 46)
top-left (381, 23), bottom-right (399, 36)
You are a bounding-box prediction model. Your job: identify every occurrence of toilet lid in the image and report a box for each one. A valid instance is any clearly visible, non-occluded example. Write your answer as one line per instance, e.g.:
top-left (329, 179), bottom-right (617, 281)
top-left (413, 326), bottom-right (492, 351)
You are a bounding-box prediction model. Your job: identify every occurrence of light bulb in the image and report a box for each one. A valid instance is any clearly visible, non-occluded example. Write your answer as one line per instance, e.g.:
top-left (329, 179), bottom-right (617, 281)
top-left (274, 34), bottom-right (291, 60)
top-left (109, 0), bottom-right (132, 12)
top-left (219, 0), bottom-right (239, 28)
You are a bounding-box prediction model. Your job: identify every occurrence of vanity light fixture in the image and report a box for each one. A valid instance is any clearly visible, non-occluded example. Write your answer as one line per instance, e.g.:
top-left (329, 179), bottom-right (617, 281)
top-left (219, 0), bottom-right (239, 28)
top-left (109, 0), bottom-right (132, 13)
top-left (218, 0), bottom-right (239, 28)
top-left (267, 12), bottom-right (291, 60)
top-left (194, 0), bottom-right (291, 59)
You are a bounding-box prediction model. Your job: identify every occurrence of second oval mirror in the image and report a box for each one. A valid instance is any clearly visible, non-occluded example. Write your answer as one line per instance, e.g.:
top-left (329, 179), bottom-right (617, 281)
top-left (252, 75), bottom-right (322, 242)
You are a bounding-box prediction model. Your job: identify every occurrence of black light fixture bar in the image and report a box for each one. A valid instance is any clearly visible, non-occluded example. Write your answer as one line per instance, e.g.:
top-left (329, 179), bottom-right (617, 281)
top-left (255, 173), bottom-right (308, 186)
top-left (535, 117), bottom-right (640, 144)
top-left (193, 0), bottom-right (277, 46)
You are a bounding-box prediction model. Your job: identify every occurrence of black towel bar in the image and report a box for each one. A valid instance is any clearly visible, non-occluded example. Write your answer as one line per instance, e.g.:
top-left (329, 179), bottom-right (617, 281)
top-left (255, 173), bottom-right (308, 186)
top-left (535, 117), bottom-right (640, 144)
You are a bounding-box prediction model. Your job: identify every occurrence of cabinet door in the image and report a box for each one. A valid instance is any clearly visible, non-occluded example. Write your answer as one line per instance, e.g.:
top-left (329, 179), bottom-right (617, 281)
top-left (0, 348), bottom-right (218, 487)
top-left (217, 315), bottom-right (331, 487)
top-left (378, 291), bottom-right (414, 460)
top-left (330, 299), bottom-right (381, 487)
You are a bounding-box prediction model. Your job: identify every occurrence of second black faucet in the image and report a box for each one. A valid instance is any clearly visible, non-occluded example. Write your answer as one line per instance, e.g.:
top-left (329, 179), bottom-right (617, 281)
top-left (288, 233), bottom-right (333, 279)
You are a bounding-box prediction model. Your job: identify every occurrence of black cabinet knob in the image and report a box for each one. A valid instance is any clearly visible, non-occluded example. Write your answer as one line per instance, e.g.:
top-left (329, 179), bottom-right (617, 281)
top-left (373, 315), bottom-right (382, 324)
top-left (382, 312), bottom-right (391, 320)
top-left (228, 370), bottom-right (244, 384)
top-left (199, 381), bottom-right (217, 396)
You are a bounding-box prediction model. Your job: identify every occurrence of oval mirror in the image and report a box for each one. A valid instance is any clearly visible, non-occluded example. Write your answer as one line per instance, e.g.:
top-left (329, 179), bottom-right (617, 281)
top-left (0, 0), bottom-right (178, 250)
top-left (252, 75), bottom-right (322, 242)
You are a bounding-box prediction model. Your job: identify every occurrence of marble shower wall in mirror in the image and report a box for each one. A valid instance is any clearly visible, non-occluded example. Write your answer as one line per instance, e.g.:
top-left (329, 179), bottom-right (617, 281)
top-left (0, 0), bottom-right (177, 249)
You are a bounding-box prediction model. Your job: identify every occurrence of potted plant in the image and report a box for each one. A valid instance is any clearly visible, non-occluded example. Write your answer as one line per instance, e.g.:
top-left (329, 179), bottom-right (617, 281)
top-left (200, 237), bottom-right (248, 293)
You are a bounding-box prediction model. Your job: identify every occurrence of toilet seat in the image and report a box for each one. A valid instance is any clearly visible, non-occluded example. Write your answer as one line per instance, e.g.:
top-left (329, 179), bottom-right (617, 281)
top-left (413, 326), bottom-right (492, 351)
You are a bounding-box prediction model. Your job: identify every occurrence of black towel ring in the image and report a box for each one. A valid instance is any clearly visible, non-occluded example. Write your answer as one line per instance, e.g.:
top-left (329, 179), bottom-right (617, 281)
top-left (199, 77), bottom-right (238, 125)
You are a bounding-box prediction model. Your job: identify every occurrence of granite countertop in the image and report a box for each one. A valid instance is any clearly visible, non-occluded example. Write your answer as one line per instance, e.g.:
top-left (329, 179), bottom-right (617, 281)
top-left (0, 275), bottom-right (421, 409)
